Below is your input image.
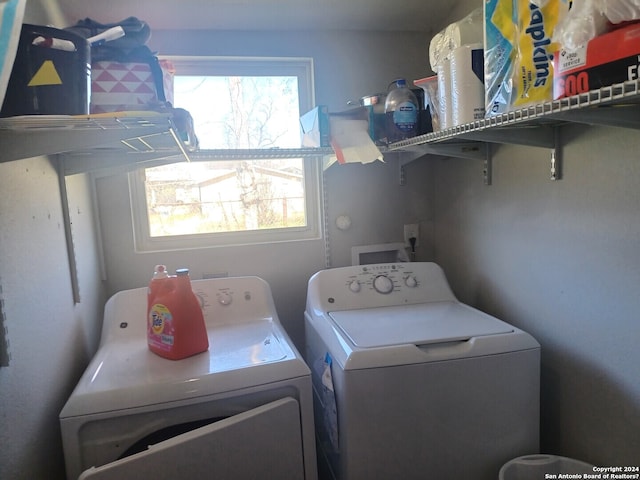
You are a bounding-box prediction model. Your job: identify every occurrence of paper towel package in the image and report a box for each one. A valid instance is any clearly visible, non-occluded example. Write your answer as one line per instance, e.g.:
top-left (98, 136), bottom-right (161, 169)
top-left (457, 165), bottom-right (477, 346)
top-left (484, 0), bottom-right (516, 116)
top-left (429, 8), bottom-right (483, 129)
top-left (450, 44), bottom-right (485, 126)
top-left (485, 0), bottom-right (570, 116)
top-left (437, 60), bottom-right (453, 130)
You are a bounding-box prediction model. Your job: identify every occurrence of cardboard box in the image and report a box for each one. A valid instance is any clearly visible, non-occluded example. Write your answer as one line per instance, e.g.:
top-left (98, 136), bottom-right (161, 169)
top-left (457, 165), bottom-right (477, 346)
top-left (90, 60), bottom-right (174, 114)
top-left (553, 23), bottom-right (640, 99)
top-left (300, 105), bottom-right (330, 147)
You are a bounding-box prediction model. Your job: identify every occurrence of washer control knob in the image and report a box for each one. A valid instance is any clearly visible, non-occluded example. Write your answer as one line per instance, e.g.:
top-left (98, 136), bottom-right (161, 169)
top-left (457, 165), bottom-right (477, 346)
top-left (217, 292), bottom-right (232, 305)
top-left (373, 275), bottom-right (394, 294)
top-left (348, 280), bottom-right (361, 293)
top-left (405, 275), bottom-right (418, 288)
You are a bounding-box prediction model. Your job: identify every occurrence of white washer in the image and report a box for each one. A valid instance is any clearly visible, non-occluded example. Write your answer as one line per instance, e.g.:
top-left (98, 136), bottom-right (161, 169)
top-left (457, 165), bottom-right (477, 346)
top-left (304, 262), bottom-right (540, 480)
top-left (60, 276), bottom-right (317, 480)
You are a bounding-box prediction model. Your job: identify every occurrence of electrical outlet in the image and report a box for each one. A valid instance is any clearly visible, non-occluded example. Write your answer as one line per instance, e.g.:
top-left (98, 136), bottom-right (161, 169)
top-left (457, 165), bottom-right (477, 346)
top-left (404, 223), bottom-right (419, 247)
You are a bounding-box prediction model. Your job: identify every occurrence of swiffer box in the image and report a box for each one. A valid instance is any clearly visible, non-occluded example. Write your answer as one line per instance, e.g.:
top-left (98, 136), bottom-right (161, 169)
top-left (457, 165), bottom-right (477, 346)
top-left (554, 23), bottom-right (640, 99)
top-left (300, 105), bottom-right (330, 147)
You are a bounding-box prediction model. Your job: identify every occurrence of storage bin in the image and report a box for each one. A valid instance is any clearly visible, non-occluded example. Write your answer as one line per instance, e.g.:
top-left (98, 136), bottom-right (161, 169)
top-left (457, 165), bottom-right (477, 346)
top-left (0, 24), bottom-right (90, 117)
top-left (499, 454), bottom-right (594, 480)
top-left (90, 59), bottom-right (173, 114)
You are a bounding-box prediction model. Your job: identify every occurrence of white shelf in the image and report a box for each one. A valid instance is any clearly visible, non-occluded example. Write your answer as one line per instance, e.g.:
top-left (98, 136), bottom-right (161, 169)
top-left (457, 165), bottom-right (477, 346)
top-left (0, 112), bottom-right (335, 175)
top-left (61, 147), bottom-right (335, 176)
top-left (1, 81), bottom-right (639, 178)
top-left (0, 113), bottom-right (188, 166)
top-left (387, 80), bottom-right (640, 183)
top-left (390, 80), bottom-right (640, 151)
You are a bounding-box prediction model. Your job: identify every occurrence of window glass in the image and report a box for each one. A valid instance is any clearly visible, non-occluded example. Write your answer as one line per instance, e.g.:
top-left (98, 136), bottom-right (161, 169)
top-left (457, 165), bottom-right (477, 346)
top-left (130, 57), bottom-right (321, 251)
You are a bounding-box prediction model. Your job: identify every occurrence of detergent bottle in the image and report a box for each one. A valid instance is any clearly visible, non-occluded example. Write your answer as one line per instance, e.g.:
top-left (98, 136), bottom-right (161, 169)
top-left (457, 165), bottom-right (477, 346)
top-left (147, 266), bottom-right (209, 360)
top-left (384, 78), bottom-right (419, 143)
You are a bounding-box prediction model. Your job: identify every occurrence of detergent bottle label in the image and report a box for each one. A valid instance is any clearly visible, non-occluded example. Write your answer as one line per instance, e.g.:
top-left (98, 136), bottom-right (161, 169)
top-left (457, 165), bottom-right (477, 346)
top-left (148, 303), bottom-right (175, 350)
top-left (392, 102), bottom-right (418, 132)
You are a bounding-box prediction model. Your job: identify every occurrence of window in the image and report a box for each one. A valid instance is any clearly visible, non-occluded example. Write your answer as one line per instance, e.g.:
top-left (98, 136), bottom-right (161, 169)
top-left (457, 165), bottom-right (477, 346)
top-left (130, 57), bottom-right (322, 251)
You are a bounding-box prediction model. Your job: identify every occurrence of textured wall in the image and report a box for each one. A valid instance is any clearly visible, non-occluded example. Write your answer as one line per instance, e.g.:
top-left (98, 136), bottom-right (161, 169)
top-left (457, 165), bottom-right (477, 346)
top-left (0, 158), bottom-right (105, 479)
top-left (430, 124), bottom-right (640, 464)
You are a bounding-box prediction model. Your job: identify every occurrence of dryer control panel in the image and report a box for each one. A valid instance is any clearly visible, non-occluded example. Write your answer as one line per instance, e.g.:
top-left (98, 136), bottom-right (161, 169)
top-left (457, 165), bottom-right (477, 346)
top-left (191, 276), bottom-right (277, 325)
top-left (101, 276), bottom-right (279, 344)
top-left (307, 262), bottom-right (457, 311)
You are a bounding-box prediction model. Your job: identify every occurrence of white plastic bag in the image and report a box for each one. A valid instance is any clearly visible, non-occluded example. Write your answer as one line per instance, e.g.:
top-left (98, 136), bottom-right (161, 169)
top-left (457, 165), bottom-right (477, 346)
top-left (602, 0), bottom-right (640, 23)
top-left (428, 7), bottom-right (483, 69)
top-left (554, 0), bottom-right (640, 51)
top-left (552, 0), bottom-right (609, 50)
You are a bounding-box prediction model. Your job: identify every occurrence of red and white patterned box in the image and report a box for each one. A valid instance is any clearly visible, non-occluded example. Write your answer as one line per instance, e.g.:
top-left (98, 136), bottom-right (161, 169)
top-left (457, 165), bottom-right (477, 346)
top-left (90, 60), bottom-right (174, 114)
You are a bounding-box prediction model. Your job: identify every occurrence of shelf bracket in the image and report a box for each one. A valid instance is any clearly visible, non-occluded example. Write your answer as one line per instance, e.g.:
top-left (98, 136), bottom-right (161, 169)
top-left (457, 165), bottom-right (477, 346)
top-left (393, 143), bottom-right (487, 185)
top-left (398, 141), bottom-right (487, 161)
top-left (393, 151), bottom-right (413, 186)
top-left (399, 160), bottom-right (407, 186)
top-left (459, 124), bottom-right (557, 148)
top-left (63, 151), bottom-right (184, 176)
top-left (392, 142), bottom-right (488, 186)
top-left (550, 127), bottom-right (562, 181)
top-left (461, 123), bottom-right (563, 181)
top-left (56, 157), bottom-right (81, 304)
top-left (484, 144), bottom-right (493, 185)
top-left (547, 104), bottom-right (640, 130)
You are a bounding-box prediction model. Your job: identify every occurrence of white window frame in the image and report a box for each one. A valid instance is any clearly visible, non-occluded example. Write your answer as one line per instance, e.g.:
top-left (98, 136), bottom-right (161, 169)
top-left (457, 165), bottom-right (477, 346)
top-left (129, 56), bottom-right (323, 252)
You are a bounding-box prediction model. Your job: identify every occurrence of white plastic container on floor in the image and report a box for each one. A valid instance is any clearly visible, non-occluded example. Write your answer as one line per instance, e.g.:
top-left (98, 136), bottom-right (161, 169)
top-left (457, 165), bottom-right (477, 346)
top-left (499, 454), bottom-right (594, 480)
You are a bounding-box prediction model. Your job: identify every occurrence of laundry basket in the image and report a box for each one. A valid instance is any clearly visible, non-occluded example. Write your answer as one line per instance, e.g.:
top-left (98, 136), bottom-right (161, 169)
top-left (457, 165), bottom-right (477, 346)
top-left (499, 454), bottom-right (594, 480)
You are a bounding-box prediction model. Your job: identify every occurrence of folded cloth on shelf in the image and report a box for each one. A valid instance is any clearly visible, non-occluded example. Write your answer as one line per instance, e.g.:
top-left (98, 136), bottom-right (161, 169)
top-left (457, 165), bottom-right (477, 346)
top-left (328, 116), bottom-right (383, 167)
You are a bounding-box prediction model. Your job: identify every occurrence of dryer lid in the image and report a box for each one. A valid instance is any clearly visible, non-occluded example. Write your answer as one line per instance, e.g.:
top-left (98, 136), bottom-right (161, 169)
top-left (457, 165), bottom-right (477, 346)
top-left (60, 320), bottom-right (309, 417)
top-left (328, 301), bottom-right (513, 348)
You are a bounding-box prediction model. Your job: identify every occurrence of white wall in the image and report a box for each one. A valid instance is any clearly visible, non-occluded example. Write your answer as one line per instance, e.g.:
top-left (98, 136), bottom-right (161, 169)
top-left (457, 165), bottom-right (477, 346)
top-left (148, 28), bottom-right (433, 112)
top-left (429, 0), bottom-right (640, 464)
top-left (430, 124), bottom-right (640, 464)
top-left (0, 158), bottom-right (105, 479)
top-left (323, 158), bottom-right (434, 267)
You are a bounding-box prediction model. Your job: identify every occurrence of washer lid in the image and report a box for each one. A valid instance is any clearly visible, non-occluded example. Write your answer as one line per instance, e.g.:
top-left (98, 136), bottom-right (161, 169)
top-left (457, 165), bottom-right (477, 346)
top-left (328, 301), bottom-right (513, 348)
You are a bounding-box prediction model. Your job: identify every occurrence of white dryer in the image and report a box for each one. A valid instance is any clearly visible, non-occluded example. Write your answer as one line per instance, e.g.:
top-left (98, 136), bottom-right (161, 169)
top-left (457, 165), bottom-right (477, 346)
top-left (304, 262), bottom-right (540, 480)
top-left (60, 276), bottom-right (317, 480)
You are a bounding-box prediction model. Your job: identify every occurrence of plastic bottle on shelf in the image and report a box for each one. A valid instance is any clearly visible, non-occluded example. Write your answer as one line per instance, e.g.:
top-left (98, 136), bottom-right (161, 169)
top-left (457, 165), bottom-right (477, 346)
top-left (384, 78), bottom-right (419, 143)
top-left (147, 266), bottom-right (209, 360)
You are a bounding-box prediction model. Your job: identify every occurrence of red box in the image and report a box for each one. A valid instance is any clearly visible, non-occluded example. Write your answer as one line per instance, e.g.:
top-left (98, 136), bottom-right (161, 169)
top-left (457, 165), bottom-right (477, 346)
top-left (553, 23), bottom-right (640, 99)
top-left (90, 60), bottom-right (174, 114)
